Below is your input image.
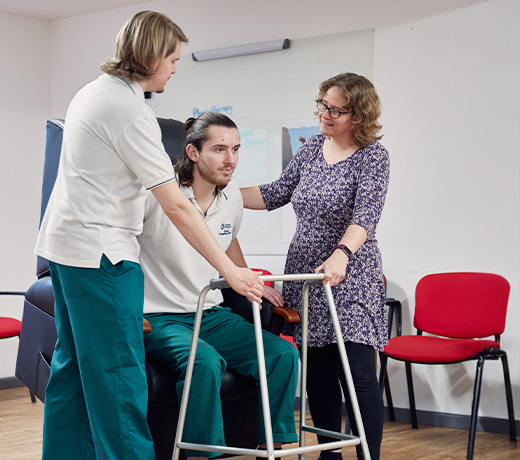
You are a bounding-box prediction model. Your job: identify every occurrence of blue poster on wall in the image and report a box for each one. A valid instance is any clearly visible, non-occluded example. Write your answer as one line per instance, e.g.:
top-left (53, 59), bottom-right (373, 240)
top-left (281, 120), bottom-right (320, 242)
top-left (282, 122), bottom-right (321, 169)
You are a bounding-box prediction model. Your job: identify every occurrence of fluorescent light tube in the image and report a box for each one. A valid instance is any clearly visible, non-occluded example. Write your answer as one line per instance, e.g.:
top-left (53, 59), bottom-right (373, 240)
top-left (192, 39), bottom-right (290, 62)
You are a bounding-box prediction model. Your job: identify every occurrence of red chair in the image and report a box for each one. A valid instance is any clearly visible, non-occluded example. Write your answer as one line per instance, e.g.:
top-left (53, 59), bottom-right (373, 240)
top-left (379, 272), bottom-right (516, 460)
top-left (0, 291), bottom-right (36, 403)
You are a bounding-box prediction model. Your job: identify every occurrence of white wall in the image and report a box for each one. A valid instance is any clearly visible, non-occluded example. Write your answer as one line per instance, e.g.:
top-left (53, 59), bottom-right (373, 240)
top-left (374, 0), bottom-right (520, 419)
top-left (1, 0), bottom-right (518, 424)
top-left (0, 13), bottom-right (49, 378)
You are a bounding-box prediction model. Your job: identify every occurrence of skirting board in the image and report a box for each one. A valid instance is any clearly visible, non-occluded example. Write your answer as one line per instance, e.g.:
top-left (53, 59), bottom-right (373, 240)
top-left (294, 397), bottom-right (519, 436)
top-left (383, 407), bottom-right (519, 436)
top-left (0, 376), bottom-right (24, 390)
top-left (3, 380), bottom-right (517, 436)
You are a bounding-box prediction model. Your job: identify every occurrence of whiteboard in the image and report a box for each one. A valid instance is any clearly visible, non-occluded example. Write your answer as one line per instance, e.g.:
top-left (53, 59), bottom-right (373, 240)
top-left (148, 29), bottom-right (374, 255)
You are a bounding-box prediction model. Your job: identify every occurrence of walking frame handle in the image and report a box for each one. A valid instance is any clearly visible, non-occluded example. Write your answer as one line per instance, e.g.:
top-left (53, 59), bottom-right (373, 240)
top-left (209, 273), bottom-right (326, 290)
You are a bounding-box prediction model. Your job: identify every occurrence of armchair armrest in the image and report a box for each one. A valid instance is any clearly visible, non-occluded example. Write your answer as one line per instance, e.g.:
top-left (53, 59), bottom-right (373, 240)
top-left (221, 288), bottom-right (296, 335)
top-left (273, 306), bottom-right (300, 323)
top-left (143, 318), bottom-right (152, 334)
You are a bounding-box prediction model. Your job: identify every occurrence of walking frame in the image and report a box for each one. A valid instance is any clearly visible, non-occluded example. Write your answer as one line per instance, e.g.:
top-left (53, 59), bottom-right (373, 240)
top-left (172, 273), bottom-right (371, 460)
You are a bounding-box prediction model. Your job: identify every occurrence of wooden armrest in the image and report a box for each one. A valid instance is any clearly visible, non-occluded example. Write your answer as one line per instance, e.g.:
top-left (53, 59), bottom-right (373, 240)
top-left (273, 306), bottom-right (300, 323)
top-left (143, 318), bottom-right (152, 334)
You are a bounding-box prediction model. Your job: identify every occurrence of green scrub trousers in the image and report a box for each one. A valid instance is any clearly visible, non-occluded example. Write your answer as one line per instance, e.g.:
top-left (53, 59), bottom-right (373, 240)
top-left (42, 255), bottom-right (155, 460)
top-left (145, 306), bottom-right (299, 458)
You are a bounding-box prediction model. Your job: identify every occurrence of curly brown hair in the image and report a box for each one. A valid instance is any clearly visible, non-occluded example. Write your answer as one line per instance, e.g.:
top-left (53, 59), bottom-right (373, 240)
top-left (317, 73), bottom-right (382, 148)
top-left (101, 11), bottom-right (188, 82)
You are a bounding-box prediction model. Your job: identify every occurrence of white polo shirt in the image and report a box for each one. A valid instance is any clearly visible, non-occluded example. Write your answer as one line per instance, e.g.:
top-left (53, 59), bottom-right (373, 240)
top-left (35, 74), bottom-right (175, 268)
top-left (139, 181), bottom-right (242, 314)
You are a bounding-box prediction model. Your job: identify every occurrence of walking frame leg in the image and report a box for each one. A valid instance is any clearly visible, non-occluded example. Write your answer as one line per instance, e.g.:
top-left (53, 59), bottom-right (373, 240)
top-left (172, 288), bottom-right (277, 460)
top-left (299, 282), bottom-right (310, 460)
top-left (252, 299), bottom-right (276, 460)
top-left (171, 286), bottom-right (211, 460)
top-left (323, 283), bottom-right (371, 460)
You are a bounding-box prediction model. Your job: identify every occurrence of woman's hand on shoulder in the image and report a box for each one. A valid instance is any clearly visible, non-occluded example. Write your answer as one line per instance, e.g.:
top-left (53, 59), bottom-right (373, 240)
top-left (314, 252), bottom-right (349, 287)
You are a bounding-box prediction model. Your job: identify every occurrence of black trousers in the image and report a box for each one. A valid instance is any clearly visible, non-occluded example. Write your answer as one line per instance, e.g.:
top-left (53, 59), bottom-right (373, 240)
top-left (301, 342), bottom-right (384, 460)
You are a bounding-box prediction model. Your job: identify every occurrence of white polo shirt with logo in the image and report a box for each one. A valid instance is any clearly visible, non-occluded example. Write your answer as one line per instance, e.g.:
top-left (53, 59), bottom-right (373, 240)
top-left (35, 74), bottom-right (175, 268)
top-left (139, 181), bottom-right (242, 314)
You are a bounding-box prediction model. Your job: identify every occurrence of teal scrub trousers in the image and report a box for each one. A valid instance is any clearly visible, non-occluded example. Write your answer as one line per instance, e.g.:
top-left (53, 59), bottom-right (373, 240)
top-left (144, 306), bottom-right (299, 458)
top-left (42, 255), bottom-right (155, 460)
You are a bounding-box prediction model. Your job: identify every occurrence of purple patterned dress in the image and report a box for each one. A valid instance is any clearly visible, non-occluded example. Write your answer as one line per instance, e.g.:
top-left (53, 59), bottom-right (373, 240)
top-left (259, 134), bottom-right (390, 351)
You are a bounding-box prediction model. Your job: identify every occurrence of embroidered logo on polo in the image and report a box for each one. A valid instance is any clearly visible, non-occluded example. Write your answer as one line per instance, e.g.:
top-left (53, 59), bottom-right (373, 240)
top-left (219, 223), bottom-right (232, 236)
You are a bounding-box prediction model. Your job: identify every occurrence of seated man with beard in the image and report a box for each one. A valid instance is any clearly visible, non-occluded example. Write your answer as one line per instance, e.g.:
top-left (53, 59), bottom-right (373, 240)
top-left (138, 112), bottom-right (299, 460)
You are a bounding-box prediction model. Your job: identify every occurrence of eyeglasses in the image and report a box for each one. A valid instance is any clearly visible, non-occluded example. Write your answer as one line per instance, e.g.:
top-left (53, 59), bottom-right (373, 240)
top-left (316, 100), bottom-right (353, 119)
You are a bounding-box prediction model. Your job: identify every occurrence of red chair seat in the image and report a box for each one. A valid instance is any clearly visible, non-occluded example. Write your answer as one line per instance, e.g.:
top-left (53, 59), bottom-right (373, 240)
top-left (0, 317), bottom-right (22, 339)
top-left (280, 334), bottom-right (298, 349)
top-left (384, 335), bottom-right (499, 364)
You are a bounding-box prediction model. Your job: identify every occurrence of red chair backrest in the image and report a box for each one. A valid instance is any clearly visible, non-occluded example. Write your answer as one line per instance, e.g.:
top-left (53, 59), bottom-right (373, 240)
top-left (413, 272), bottom-right (510, 339)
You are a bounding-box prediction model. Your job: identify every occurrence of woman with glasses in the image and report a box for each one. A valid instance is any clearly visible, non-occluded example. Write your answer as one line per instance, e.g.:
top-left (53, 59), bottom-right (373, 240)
top-left (241, 73), bottom-right (389, 460)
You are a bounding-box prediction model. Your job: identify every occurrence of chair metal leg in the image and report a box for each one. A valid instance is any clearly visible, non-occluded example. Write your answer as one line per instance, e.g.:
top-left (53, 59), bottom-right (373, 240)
top-left (380, 297), bottom-right (401, 424)
top-left (499, 352), bottom-right (517, 442)
top-left (344, 415), bottom-right (351, 435)
top-left (393, 302), bottom-right (402, 337)
top-left (30, 390), bottom-right (36, 403)
top-left (467, 356), bottom-right (485, 460)
top-left (405, 362), bottom-right (418, 429)
top-left (385, 299), bottom-right (403, 338)
top-left (386, 306), bottom-right (394, 339)
top-left (378, 353), bottom-right (396, 422)
top-left (384, 375), bottom-right (396, 422)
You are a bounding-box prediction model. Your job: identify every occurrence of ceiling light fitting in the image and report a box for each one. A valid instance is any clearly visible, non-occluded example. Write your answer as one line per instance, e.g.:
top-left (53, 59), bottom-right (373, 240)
top-left (192, 39), bottom-right (290, 62)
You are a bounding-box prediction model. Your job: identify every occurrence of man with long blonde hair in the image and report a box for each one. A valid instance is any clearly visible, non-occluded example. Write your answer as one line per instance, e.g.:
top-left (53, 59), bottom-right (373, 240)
top-left (37, 11), bottom-right (263, 460)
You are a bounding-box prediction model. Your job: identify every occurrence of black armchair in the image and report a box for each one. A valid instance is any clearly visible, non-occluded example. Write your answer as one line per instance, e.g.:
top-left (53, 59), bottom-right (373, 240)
top-left (15, 117), bottom-right (298, 460)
